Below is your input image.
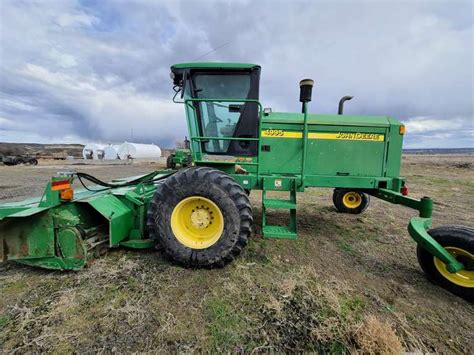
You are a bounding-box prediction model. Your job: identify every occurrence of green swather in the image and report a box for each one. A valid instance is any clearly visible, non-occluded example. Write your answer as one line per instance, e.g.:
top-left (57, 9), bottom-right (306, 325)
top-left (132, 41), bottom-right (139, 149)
top-left (1, 62), bottom-right (472, 302)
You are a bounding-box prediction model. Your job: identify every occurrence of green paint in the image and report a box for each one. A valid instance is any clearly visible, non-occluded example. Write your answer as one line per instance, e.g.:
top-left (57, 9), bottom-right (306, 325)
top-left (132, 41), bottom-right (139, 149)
top-left (120, 239), bottom-right (155, 249)
top-left (408, 217), bottom-right (464, 273)
top-left (0, 62), bottom-right (465, 277)
top-left (262, 178), bottom-right (297, 239)
top-left (168, 148), bottom-right (192, 168)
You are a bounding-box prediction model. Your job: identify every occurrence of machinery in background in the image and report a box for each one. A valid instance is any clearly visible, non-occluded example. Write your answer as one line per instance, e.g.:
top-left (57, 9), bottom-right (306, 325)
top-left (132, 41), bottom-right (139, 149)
top-left (1, 154), bottom-right (38, 166)
top-left (166, 137), bottom-right (192, 169)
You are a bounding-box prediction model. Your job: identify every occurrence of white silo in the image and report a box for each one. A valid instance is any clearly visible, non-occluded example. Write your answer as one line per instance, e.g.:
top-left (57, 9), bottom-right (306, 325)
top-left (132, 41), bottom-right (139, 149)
top-left (83, 143), bottom-right (106, 160)
top-left (103, 145), bottom-right (119, 160)
top-left (117, 142), bottom-right (162, 160)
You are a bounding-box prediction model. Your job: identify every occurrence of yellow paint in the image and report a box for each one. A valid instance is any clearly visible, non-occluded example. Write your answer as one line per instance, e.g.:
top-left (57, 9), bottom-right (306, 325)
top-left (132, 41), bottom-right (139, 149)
top-left (342, 191), bottom-right (362, 209)
top-left (171, 196), bottom-right (224, 249)
top-left (434, 247), bottom-right (474, 288)
top-left (309, 132), bottom-right (385, 141)
top-left (261, 129), bottom-right (302, 138)
top-left (261, 130), bottom-right (384, 141)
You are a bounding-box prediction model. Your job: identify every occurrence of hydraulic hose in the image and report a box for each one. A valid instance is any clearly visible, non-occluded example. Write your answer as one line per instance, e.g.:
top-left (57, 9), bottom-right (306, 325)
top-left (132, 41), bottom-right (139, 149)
top-left (75, 171), bottom-right (175, 192)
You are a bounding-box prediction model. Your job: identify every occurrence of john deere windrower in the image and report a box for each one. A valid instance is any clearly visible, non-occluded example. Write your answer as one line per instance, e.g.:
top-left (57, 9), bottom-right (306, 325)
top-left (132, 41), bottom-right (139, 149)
top-left (0, 63), bottom-right (472, 301)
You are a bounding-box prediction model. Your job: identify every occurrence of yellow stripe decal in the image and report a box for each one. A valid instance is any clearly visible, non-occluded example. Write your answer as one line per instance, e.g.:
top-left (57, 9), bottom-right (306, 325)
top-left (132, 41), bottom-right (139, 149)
top-left (309, 132), bottom-right (385, 141)
top-left (261, 130), bottom-right (384, 141)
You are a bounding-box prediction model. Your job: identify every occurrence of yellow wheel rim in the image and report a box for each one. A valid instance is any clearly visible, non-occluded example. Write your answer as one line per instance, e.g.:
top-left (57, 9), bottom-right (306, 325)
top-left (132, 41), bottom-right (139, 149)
top-left (434, 247), bottom-right (474, 288)
top-left (342, 191), bottom-right (362, 209)
top-left (171, 196), bottom-right (224, 249)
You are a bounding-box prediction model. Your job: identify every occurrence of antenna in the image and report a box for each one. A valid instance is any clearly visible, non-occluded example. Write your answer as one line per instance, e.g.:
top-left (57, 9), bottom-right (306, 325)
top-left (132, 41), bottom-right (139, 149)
top-left (193, 42), bottom-right (230, 61)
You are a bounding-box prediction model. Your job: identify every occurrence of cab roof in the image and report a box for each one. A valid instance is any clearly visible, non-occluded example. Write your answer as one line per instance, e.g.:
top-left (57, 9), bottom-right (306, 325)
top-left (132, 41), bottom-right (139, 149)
top-left (171, 62), bottom-right (260, 70)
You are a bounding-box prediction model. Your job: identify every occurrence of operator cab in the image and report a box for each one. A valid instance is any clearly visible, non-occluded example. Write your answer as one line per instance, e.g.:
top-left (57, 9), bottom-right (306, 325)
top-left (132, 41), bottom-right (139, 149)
top-left (171, 63), bottom-right (261, 157)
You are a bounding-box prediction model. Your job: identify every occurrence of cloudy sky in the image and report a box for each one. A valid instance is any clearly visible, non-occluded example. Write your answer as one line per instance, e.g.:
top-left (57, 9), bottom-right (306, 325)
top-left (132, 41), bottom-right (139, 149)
top-left (0, 0), bottom-right (472, 148)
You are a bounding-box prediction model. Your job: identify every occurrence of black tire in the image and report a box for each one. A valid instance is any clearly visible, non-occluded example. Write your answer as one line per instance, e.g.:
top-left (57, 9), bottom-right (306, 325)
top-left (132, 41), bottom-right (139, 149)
top-left (166, 155), bottom-right (176, 169)
top-left (417, 225), bottom-right (474, 302)
top-left (182, 154), bottom-right (192, 168)
top-left (332, 188), bottom-right (370, 214)
top-left (147, 167), bottom-right (253, 267)
top-left (31, 159), bottom-right (38, 165)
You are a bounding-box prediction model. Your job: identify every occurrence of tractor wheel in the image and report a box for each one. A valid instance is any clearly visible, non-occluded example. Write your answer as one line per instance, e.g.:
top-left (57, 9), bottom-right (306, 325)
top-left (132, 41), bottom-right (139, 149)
top-left (417, 225), bottom-right (473, 302)
top-left (332, 188), bottom-right (370, 214)
top-left (182, 154), bottom-right (193, 168)
top-left (147, 167), bottom-right (252, 267)
top-left (166, 155), bottom-right (176, 169)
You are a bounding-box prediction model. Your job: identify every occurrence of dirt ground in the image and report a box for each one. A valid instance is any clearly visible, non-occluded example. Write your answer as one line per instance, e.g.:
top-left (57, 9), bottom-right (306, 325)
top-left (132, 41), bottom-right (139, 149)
top-left (0, 155), bottom-right (473, 353)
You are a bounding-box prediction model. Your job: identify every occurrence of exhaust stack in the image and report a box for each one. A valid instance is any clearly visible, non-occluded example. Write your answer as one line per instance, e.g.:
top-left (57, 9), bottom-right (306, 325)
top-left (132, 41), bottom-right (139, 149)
top-left (338, 96), bottom-right (353, 115)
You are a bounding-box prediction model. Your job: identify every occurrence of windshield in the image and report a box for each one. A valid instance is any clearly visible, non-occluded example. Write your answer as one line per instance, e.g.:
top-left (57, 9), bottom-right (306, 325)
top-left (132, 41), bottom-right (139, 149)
top-left (193, 73), bottom-right (251, 99)
top-left (187, 69), bottom-right (260, 156)
top-left (192, 73), bottom-right (252, 153)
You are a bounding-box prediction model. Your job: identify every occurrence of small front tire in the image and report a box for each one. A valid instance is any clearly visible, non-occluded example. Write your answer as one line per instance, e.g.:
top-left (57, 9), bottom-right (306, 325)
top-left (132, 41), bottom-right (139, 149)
top-left (417, 225), bottom-right (474, 302)
top-left (332, 188), bottom-right (370, 214)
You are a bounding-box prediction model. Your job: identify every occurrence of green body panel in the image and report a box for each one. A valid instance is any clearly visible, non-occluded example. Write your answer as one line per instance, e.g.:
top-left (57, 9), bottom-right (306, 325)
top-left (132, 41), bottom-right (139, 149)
top-left (258, 112), bottom-right (403, 183)
top-left (84, 194), bottom-right (133, 247)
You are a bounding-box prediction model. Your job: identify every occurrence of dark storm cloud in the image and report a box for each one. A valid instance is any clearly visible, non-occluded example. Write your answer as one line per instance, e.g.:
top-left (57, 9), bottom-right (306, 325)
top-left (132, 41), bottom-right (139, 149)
top-left (0, 0), bottom-right (472, 148)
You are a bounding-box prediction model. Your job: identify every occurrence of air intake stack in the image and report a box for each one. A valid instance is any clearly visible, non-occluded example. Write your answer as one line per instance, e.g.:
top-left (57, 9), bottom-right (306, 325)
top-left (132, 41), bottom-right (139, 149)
top-left (299, 79), bottom-right (314, 113)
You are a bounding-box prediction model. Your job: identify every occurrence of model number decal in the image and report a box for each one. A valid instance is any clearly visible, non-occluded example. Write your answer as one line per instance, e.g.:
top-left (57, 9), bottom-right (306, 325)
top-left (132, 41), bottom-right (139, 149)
top-left (262, 130), bottom-right (384, 141)
top-left (262, 129), bottom-right (285, 137)
top-left (262, 130), bottom-right (302, 138)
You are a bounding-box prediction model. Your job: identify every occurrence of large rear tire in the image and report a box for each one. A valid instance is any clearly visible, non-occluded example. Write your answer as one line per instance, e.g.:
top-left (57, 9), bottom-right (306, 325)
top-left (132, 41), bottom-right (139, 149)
top-left (417, 225), bottom-right (474, 302)
top-left (147, 167), bottom-right (252, 267)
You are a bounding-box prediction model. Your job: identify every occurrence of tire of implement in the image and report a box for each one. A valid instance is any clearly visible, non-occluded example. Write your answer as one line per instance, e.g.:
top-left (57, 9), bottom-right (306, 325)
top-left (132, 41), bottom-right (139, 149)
top-left (147, 167), bottom-right (253, 267)
top-left (417, 225), bottom-right (473, 302)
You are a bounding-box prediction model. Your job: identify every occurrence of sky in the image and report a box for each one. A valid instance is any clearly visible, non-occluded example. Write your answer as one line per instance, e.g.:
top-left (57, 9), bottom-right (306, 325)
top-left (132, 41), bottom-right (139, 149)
top-left (0, 0), bottom-right (472, 149)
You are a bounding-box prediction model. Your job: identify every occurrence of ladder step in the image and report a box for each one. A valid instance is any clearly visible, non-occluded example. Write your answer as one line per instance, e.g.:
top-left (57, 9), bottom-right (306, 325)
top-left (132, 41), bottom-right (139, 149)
top-left (263, 199), bottom-right (296, 209)
top-left (263, 225), bottom-right (297, 239)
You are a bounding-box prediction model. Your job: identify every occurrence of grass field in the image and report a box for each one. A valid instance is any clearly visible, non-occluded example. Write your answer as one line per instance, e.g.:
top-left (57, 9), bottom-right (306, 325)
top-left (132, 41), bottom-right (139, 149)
top-left (0, 155), bottom-right (473, 353)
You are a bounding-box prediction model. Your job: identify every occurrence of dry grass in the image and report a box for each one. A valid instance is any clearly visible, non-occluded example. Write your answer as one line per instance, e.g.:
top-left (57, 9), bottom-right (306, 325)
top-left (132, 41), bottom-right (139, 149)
top-left (355, 315), bottom-right (402, 354)
top-left (1, 155), bottom-right (473, 353)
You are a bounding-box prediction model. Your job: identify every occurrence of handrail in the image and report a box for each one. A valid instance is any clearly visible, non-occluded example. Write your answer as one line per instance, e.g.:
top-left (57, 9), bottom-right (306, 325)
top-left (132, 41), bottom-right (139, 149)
top-left (191, 136), bottom-right (259, 141)
top-left (184, 98), bottom-right (264, 180)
